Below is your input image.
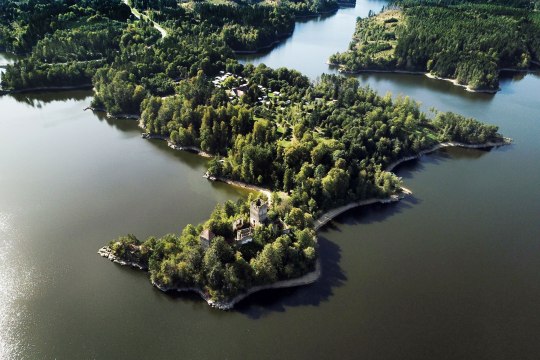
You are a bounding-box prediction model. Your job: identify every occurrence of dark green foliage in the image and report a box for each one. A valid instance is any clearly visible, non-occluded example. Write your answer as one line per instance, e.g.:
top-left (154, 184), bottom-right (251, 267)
top-left (138, 65), bottom-right (501, 215)
top-left (433, 112), bottom-right (500, 143)
top-left (110, 198), bottom-right (317, 301)
top-left (330, 1), bottom-right (540, 90)
top-left (0, 0), bottom-right (129, 90)
top-left (394, 0), bottom-right (537, 9)
top-left (0, 0), bottom-right (130, 54)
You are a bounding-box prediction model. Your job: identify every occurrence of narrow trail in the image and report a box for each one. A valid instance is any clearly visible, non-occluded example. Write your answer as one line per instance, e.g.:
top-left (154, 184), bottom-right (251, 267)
top-left (123, 0), bottom-right (168, 38)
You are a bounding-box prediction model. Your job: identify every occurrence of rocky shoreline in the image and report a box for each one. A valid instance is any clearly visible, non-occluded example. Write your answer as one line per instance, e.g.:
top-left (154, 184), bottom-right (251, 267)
top-left (97, 246), bottom-right (147, 270)
top-left (141, 132), bottom-right (213, 158)
top-left (98, 245), bottom-right (321, 310)
top-left (385, 138), bottom-right (512, 172)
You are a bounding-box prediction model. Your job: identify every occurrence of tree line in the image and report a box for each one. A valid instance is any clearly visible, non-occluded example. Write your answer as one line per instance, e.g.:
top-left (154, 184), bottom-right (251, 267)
top-left (330, 1), bottom-right (540, 90)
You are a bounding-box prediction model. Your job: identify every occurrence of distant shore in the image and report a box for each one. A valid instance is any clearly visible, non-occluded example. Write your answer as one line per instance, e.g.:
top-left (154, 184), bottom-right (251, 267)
top-left (233, 8), bottom-right (344, 55)
top-left (233, 32), bottom-right (293, 55)
top-left (329, 62), bottom-right (540, 93)
top-left (327, 63), bottom-right (500, 94)
top-left (1, 83), bottom-right (92, 95)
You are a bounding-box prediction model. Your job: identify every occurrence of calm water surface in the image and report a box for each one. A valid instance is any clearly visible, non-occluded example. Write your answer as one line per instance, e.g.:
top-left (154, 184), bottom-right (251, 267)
top-left (1, 0), bottom-right (540, 358)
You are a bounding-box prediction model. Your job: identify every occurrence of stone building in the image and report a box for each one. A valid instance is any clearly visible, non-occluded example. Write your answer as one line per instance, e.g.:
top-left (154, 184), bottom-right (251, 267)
top-left (250, 199), bottom-right (268, 226)
top-left (200, 229), bottom-right (215, 249)
top-left (235, 227), bottom-right (253, 245)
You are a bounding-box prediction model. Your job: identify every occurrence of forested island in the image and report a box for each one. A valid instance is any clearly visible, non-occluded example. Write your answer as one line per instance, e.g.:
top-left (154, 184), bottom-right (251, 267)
top-left (0, 0), bottom-right (509, 308)
top-left (329, 0), bottom-right (540, 92)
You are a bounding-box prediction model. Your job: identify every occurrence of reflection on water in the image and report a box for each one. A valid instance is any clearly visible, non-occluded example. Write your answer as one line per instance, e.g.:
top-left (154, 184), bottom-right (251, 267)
top-left (9, 90), bottom-right (92, 108)
top-left (0, 211), bottom-right (38, 360)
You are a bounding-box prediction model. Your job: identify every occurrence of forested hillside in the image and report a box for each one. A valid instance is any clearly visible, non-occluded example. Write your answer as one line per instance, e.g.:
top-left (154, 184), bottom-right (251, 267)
top-left (329, 1), bottom-right (540, 91)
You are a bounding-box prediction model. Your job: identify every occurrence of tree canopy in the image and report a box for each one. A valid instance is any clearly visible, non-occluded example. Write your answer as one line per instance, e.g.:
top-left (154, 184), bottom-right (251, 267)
top-left (329, 1), bottom-right (540, 90)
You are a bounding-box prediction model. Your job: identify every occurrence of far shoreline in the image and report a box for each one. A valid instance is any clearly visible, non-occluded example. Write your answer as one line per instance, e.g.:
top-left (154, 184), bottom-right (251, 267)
top-left (328, 63), bottom-right (540, 93)
top-left (0, 83), bottom-right (93, 96)
top-left (327, 63), bottom-right (500, 94)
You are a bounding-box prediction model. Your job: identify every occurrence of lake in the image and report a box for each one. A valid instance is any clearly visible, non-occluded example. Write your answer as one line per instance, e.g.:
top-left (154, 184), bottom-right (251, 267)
top-left (1, 1), bottom-right (540, 358)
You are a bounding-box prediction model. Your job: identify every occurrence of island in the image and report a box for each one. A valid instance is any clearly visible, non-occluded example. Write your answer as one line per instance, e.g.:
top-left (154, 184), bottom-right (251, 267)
top-left (1, 0), bottom-right (510, 309)
top-left (329, 0), bottom-right (540, 92)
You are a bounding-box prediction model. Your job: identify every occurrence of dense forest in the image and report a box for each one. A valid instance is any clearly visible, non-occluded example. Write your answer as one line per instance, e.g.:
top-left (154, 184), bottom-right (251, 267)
top-left (0, 0), bottom-right (342, 91)
top-left (138, 66), bottom-right (500, 217)
top-left (110, 195), bottom-right (317, 301)
top-left (0, 0), bottom-right (131, 90)
top-left (0, 0), bottom-right (504, 302)
top-left (329, 0), bottom-right (540, 90)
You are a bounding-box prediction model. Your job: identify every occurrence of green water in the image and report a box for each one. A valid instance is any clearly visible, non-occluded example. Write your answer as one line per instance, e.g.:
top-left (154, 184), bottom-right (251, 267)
top-left (1, 1), bottom-right (540, 358)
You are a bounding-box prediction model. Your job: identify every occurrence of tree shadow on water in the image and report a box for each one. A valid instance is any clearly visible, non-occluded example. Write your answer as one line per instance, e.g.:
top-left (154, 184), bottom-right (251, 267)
top-left (326, 198), bottom-right (417, 231)
top-left (235, 236), bottom-right (346, 319)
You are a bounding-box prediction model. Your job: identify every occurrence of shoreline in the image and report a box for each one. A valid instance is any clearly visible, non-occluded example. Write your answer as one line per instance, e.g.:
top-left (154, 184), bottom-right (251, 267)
top-left (87, 107), bottom-right (215, 157)
top-left (98, 137), bottom-right (511, 310)
top-left (85, 106), bottom-right (140, 119)
top-left (385, 139), bottom-right (512, 173)
top-left (314, 138), bottom-right (511, 230)
top-left (140, 132), bottom-right (213, 158)
top-left (203, 174), bottom-right (288, 206)
top-left (98, 245), bottom-right (321, 310)
top-left (424, 73), bottom-right (498, 94)
top-left (233, 8), bottom-right (341, 55)
top-left (233, 33), bottom-right (293, 55)
top-left (1, 83), bottom-right (93, 95)
top-left (328, 64), bottom-right (499, 94)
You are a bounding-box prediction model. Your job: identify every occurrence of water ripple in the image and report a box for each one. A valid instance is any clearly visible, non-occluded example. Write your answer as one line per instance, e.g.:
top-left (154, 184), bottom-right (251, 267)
top-left (0, 211), bottom-right (37, 359)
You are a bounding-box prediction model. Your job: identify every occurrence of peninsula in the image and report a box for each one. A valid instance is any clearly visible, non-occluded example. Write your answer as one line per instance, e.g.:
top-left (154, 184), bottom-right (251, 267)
top-left (329, 0), bottom-right (540, 92)
top-left (1, 0), bottom-right (510, 309)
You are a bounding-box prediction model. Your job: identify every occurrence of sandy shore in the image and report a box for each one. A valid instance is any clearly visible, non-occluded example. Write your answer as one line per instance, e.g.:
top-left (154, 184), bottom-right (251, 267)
top-left (424, 73), bottom-right (498, 94)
